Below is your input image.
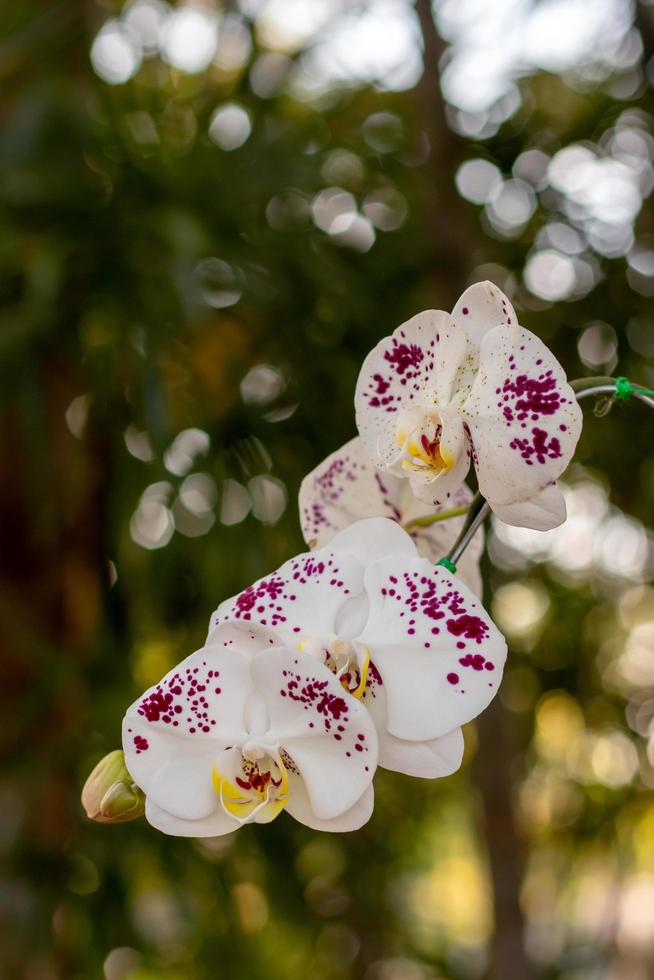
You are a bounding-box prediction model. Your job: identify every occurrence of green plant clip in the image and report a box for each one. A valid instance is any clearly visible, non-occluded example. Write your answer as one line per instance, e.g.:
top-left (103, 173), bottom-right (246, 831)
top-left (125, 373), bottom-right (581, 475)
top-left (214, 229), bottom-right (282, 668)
top-left (614, 376), bottom-right (654, 400)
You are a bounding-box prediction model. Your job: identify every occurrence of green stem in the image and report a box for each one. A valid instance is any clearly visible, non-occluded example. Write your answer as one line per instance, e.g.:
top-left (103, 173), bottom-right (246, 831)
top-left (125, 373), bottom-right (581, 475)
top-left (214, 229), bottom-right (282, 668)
top-left (569, 375), bottom-right (615, 393)
top-left (445, 492), bottom-right (489, 564)
top-left (570, 375), bottom-right (654, 414)
top-left (403, 505), bottom-right (468, 530)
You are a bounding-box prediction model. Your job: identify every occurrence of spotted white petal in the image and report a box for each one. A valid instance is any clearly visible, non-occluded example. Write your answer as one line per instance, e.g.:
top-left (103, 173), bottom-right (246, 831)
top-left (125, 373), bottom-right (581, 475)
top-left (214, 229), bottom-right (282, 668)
top-left (208, 548), bottom-right (364, 643)
top-left (489, 482), bottom-right (567, 530)
top-left (354, 309), bottom-right (477, 507)
top-left (252, 648), bottom-right (377, 821)
top-left (451, 280), bottom-right (517, 345)
top-left (299, 437), bottom-right (398, 547)
top-left (462, 324), bottom-right (582, 507)
top-left (299, 438), bottom-right (483, 595)
top-left (362, 672), bottom-right (465, 778)
top-left (354, 309), bottom-right (445, 472)
top-left (357, 559), bottom-right (507, 741)
top-left (123, 636), bottom-right (253, 821)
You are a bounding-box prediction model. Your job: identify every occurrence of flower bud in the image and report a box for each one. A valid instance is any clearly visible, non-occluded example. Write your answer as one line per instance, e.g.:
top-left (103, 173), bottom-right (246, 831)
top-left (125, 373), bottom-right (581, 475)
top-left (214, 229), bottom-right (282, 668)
top-left (82, 750), bottom-right (145, 824)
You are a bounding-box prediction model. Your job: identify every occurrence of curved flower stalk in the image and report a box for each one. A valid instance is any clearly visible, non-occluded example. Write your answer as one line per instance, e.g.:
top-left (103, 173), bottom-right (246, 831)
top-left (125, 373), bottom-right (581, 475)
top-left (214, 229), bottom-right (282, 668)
top-left (122, 623), bottom-right (378, 836)
top-left (209, 519), bottom-right (507, 780)
top-left (355, 281), bottom-right (582, 530)
top-left (298, 435), bottom-right (483, 595)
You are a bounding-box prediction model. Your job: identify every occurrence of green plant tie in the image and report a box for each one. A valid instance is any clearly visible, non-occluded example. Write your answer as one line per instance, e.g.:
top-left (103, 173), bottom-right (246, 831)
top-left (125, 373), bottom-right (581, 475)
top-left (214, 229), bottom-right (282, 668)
top-left (614, 376), bottom-right (654, 400)
top-left (437, 557), bottom-right (457, 574)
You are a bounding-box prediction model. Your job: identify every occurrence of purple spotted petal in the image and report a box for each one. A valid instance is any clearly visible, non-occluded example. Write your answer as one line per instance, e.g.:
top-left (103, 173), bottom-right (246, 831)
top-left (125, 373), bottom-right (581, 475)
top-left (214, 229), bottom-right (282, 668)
top-left (122, 641), bottom-right (252, 821)
top-left (357, 559), bottom-right (507, 741)
top-left (299, 437), bottom-right (483, 594)
top-left (362, 675), bottom-right (465, 777)
top-left (354, 309), bottom-right (449, 472)
top-left (462, 324), bottom-right (582, 507)
top-left (209, 549), bottom-right (365, 642)
top-left (253, 648), bottom-right (378, 820)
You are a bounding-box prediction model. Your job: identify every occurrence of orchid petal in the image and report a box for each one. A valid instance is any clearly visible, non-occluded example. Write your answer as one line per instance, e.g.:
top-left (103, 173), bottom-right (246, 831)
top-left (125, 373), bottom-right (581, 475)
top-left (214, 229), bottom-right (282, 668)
top-left (437, 282), bottom-right (519, 404)
top-left (298, 437), bottom-right (399, 547)
top-left (361, 668), bottom-right (465, 777)
top-left (252, 648), bottom-right (377, 820)
top-left (431, 315), bottom-right (470, 406)
top-left (326, 519), bottom-right (418, 636)
top-left (378, 728), bottom-right (464, 779)
top-left (354, 310), bottom-right (446, 472)
top-left (490, 482), bottom-right (567, 530)
top-left (451, 281), bottom-right (517, 345)
top-left (123, 641), bottom-right (252, 821)
top-left (285, 779), bottom-right (374, 832)
top-left (299, 437), bottom-right (483, 595)
top-left (462, 324), bottom-right (582, 507)
top-left (209, 549), bottom-right (364, 643)
top-left (327, 516), bottom-right (418, 564)
top-left (144, 797), bottom-right (236, 838)
top-left (357, 559), bottom-right (507, 740)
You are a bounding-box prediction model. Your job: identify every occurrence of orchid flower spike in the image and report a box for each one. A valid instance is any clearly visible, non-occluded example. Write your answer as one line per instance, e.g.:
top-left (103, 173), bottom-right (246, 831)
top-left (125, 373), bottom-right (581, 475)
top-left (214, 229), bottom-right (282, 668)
top-left (355, 281), bottom-right (582, 530)
top-left (123, 624), bottom-right (378, 836)
top-left (209, 518), bottom-right (507, 781)
top-left (298, 436), bottom-right (483, 596)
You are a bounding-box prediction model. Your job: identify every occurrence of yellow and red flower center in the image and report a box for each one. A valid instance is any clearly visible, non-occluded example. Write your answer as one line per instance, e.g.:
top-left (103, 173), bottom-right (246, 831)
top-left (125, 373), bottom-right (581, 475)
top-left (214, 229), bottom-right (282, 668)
top-left (394, 409), bottom-right (453, 475)
top-left (299, 636), bottom-right (371, 699)
top-left (213, 746), bottom-right (289, 825)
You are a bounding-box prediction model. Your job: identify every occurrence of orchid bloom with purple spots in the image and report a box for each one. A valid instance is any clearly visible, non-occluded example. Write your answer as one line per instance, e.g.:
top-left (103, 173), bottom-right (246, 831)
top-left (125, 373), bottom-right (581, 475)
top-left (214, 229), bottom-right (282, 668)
top-left (354, 281), bottom-right (583, 530)
top-left (208, 518), bottom-right (507, 781)
top-left (122, 623), bottom-right (378, 836)
top-left (298, 435), bottom-right (483, 596)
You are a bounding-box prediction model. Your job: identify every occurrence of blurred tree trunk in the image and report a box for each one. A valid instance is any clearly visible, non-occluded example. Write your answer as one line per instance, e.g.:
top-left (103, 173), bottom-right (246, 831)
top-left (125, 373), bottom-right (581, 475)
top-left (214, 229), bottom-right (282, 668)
top-left (413, 0), bottom-right (479, 308)
top-left (413, 3), bottom-right (537, 977)
top-left (473, 698), bottom-right (536, 980)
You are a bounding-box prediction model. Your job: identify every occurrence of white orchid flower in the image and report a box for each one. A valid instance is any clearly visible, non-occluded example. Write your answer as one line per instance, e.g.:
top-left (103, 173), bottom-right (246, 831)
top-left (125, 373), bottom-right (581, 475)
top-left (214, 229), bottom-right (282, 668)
top-left (354, 281), bottom-right (582, 530)
top-left (298, 435), bottom-right (483, 596)
top-left (209, 518), bottom-right (507, 781)
top-left (122, 624), bottom-right (378, 836)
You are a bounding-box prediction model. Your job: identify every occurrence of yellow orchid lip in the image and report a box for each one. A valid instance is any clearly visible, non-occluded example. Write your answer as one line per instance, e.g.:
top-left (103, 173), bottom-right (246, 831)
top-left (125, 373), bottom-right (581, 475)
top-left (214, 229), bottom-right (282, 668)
top-left (213, 750), bottom-right (289, 825)
top-left (395, 415), bottom-right (455, 475)
top-left (440, 445), bottom-right (455, 469)
top-left (298, 636), bottom-right (371, 701)
top-left (339, 645), bottom-right (371, 699)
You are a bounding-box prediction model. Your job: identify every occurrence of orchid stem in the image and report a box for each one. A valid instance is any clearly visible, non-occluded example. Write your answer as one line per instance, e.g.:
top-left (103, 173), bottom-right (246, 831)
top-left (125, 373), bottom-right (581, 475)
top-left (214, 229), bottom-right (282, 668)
top-left (445, 493), bottom-right (490, 566)
top-left (440, 375), bottom-right (654, 569)
top-left (571, 376), bottom-right (654, 410)
top-left (431, 491), bottom-right (489, 568)
top-left (404, 505), bottom-right (469, 530)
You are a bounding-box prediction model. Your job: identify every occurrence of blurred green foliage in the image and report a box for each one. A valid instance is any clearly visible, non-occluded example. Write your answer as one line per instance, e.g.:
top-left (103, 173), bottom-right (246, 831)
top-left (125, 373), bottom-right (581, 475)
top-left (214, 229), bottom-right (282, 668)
top-left (2, 2), bottom-right (654, 979)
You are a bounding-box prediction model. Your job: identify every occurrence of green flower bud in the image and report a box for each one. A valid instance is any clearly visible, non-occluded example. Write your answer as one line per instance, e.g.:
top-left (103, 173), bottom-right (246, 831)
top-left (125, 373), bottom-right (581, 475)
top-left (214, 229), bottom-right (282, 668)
top-left (82, 750), bottom-right (145, 824)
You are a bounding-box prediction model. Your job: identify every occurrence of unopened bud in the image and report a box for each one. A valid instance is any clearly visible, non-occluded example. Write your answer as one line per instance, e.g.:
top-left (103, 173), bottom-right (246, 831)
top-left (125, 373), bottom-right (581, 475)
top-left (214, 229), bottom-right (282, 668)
top-left (82, 750), bottom-right (145, 824)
